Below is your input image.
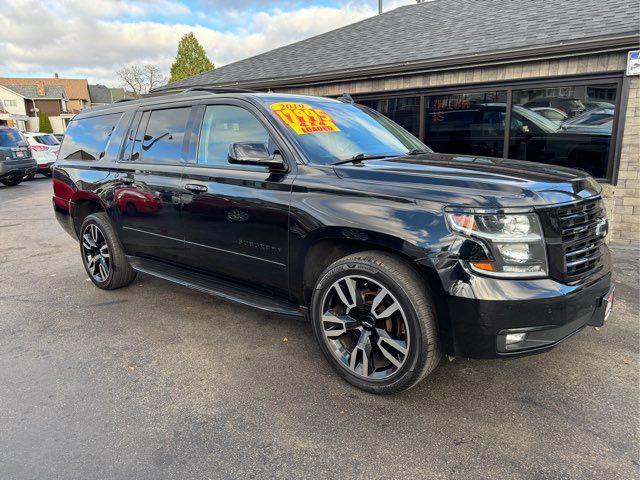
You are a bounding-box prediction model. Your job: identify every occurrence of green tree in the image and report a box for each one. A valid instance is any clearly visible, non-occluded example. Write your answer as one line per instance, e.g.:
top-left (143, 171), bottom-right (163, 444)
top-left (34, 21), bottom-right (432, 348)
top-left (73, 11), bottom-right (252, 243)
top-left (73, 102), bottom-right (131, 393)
top-left (169, 32), bottom-right (214, 84)
top-left (38, 111), bottom-right (53, 133)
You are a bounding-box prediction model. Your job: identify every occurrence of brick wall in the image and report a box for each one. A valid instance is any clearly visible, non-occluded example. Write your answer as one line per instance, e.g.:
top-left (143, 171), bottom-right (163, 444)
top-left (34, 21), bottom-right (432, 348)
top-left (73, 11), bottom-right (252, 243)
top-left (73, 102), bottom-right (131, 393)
top-left (606, 76), bottom-right (640, 247)
top-left (278, 51), bottom-right (639, 248)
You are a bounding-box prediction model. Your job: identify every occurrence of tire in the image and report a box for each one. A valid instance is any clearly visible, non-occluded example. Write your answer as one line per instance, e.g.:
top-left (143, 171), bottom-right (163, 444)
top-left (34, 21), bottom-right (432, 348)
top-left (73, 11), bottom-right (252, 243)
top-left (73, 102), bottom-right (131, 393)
top-left (80, 212), bottom-right (137, 290)
top-left (310, 251), bottom-right (441, 394)
top-left (23, 173), bottom-right (35, 181)
top-left (0, 176), bottom-right (23, 186)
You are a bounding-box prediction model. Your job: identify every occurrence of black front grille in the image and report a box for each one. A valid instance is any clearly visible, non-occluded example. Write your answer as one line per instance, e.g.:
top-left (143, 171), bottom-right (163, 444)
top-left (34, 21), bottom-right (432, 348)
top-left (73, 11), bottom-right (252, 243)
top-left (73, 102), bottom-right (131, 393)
top-left (540, 198), bottom-right (607, 283)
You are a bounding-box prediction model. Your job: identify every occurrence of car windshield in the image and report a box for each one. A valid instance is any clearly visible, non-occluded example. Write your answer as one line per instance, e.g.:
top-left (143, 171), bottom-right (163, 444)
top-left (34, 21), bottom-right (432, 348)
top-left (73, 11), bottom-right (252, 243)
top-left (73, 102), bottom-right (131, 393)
top-left (34, 134), bottom-right (60, 146)
top-left (0, 128), bottom-right (24, 147)
top-left (263, 98), bottom-right (428, 165)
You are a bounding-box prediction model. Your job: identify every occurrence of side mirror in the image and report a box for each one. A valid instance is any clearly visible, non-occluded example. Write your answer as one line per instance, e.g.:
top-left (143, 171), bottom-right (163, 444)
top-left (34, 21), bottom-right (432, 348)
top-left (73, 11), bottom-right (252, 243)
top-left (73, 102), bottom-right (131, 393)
top-left (228, 142), bottom-right (286, 170)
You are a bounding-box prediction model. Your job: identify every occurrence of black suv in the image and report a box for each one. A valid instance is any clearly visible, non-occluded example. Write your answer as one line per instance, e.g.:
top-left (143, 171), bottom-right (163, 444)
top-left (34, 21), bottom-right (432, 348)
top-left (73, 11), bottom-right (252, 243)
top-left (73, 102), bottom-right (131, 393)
top-left (0, 126), bottom-right (36, 186)
top-left (52, 90), bottom-right (614, 394)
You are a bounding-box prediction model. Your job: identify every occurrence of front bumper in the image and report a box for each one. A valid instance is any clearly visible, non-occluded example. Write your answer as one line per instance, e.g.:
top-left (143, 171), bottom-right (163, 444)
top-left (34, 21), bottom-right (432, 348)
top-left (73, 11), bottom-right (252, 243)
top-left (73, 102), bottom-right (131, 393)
top-left (443, 249), bottom-right (613, 359)
top-left (0, 158), bottom-right (37, 178)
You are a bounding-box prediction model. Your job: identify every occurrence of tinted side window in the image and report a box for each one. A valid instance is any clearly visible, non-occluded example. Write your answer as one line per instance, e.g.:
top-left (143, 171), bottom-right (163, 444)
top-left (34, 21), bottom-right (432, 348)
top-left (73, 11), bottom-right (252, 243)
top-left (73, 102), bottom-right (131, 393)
top-left (35, 135), bottom-right (59, 146)
top-left (59, 113), bottom-right (122, 160)
top-left (138, 107), bottom-right (190, 164)
top-left (197, 105), bottom-right (270, 167)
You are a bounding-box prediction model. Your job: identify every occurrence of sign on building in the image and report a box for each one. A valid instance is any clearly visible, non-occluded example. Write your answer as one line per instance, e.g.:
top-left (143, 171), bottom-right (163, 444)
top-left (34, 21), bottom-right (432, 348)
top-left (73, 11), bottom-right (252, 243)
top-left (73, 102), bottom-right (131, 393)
top-left (627, 50), bottom-right (640, 76)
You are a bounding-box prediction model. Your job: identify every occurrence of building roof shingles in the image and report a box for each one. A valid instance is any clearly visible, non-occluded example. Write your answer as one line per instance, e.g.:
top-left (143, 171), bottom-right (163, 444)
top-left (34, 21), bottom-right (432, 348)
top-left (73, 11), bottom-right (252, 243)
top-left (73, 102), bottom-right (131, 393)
top-left (3, 84), bottom-right (68, 100)
top-left (88, 84), bottom-right (113, 104)
top-left (155, 0), bottom-right (640, 91)
top-left (0, 77), bottom-right (89, 101)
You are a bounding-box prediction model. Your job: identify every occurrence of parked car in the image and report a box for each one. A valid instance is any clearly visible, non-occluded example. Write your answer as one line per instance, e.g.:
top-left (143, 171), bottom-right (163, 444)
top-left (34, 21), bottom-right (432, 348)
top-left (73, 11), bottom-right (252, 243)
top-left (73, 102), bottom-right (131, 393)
top-left (523, 97), bottom-right (587, 118)
top-left (530, 106), bottom-right (568, 124)
top-left (52, 90), bottom-right (614, 394)
top-left (23, 132), bottom-right (60, 178)
top-left (54, 133), bottom-right (65, 143)
top-left (559, 107), bottom-right (615, 135)
top-left (0, 126), bottom-right (36, 186)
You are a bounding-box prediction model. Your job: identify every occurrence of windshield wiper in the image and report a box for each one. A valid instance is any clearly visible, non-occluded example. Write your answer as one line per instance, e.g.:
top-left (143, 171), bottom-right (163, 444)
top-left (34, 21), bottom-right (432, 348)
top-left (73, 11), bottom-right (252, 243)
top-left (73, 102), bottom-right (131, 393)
top-left (331, 153), bottom-right (395, 166)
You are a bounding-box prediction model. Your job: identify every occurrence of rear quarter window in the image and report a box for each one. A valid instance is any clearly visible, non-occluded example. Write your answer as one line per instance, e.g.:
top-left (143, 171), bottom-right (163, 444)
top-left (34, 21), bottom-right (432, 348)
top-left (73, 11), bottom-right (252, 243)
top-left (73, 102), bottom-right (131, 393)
top-left (59, 113), bottom-right (123, 160)
top-left (34, 135), bottom-right (59, 146)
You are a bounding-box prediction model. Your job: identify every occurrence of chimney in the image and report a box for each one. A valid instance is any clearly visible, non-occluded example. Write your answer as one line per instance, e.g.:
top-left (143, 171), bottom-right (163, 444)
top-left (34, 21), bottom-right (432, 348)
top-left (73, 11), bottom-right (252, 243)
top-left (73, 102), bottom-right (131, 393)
top-left (36, 81), bottom-right (46, 96)
top-left (54, 73), bottom-right (59, 79)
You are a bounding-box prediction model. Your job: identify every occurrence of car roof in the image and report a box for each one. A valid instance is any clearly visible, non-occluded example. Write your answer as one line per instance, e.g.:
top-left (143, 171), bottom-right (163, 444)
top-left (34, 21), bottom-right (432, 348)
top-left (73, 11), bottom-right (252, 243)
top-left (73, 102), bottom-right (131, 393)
top-left (73, 90), bottom-right (342, 120)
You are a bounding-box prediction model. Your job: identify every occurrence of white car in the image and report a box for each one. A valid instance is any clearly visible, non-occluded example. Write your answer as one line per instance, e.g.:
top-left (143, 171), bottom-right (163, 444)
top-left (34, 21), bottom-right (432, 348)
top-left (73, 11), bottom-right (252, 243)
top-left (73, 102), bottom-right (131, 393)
top-left (23, 132), bottom-right (60, 178)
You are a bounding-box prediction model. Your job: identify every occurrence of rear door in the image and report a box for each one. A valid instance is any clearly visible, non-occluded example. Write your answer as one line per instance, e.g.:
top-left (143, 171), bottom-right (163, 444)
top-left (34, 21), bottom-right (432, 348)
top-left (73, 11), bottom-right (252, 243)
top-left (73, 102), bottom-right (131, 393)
top-left (179, 100), bottom-right (295, 295)
top-left (116, 105), bottom-right (194, 264)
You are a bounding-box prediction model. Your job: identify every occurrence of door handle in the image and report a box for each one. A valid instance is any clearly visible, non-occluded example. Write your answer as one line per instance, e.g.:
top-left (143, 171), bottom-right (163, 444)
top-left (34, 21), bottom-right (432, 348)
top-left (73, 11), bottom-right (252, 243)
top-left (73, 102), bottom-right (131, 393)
top-left (185, 183), bottom-right (208, 193)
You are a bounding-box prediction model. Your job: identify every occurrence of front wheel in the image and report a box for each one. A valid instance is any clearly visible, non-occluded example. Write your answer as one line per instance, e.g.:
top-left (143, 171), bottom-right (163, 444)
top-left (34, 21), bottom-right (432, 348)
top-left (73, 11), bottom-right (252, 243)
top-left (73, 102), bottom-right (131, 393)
top-left (310, 251), bottom-right (441, 394)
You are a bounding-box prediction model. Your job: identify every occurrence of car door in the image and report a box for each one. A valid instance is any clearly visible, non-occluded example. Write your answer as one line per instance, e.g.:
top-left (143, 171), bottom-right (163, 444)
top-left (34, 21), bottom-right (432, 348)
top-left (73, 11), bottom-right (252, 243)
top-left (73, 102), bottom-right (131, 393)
top-left (180, 100), bottom-right (295, 296)
top-left (116, 105), bottom-right (194, 264)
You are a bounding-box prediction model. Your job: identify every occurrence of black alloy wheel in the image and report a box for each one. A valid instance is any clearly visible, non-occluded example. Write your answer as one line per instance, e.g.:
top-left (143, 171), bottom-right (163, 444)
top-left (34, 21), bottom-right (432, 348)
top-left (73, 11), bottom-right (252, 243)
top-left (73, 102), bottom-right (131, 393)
top-left (311, 251), bottom-right (441, 394)
top-left (81, 223), bottom-right (111, 283)
top-left (320, 274), bottom-right (410, 379)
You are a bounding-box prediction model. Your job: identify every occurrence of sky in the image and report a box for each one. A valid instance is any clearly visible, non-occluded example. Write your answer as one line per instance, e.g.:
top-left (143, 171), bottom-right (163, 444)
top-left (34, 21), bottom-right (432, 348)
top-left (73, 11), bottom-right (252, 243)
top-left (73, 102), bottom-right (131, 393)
top-left (0, 0), bottom-right (417, 88)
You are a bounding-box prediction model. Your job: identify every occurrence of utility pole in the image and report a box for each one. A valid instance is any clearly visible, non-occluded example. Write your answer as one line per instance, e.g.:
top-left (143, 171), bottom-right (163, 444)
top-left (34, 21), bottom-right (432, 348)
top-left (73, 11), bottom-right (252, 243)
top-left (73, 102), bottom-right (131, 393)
top-left (379, 0), bottom-right (382, 14)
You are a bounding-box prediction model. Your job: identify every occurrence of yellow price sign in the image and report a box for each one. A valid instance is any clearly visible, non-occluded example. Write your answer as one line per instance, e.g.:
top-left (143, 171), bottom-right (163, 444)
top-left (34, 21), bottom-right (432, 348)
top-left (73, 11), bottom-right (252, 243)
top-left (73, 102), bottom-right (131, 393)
top-left (270, 102), bottom-right (340, 135)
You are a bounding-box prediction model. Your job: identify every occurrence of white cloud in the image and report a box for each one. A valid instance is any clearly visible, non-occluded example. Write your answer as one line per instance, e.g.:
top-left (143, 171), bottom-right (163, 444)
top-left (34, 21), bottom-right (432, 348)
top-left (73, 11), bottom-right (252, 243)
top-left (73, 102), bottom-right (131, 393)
top-left (0, 0), bottom-right (417, 86)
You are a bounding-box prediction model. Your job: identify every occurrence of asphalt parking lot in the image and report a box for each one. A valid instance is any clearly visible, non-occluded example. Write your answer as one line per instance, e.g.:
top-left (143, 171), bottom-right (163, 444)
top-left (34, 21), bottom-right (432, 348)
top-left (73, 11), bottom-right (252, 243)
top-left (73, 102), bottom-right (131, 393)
top-left (0, 178), bottom-right (638, 480)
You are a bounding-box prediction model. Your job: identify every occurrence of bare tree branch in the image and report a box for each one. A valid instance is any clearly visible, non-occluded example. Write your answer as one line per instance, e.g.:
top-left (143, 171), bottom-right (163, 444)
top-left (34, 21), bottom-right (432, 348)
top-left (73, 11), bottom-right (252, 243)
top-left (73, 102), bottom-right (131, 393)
top-left (116, 64), bottom-right (165, 96)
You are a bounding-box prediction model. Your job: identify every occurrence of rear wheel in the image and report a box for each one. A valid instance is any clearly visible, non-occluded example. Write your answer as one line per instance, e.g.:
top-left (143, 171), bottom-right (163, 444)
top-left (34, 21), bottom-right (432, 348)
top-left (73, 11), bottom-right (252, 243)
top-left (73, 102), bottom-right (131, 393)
top-left (310, 251), bottom-right (441, 394)
top-left (0, 176), bottom-right (23, 186)
top-left (80, 212), bottom-right (136, 290)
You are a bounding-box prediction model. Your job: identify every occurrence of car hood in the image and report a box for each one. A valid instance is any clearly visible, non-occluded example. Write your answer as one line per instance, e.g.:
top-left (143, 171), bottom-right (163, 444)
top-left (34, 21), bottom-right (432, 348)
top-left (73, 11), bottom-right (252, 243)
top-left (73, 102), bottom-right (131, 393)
top-left (332, 152), bottom-right (601, 208)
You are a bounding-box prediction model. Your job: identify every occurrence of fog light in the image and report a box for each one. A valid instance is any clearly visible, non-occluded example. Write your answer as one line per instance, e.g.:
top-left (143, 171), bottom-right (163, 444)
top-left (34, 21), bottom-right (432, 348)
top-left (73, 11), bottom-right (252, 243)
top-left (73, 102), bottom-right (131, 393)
top-left (505, 332), bottom-right (527, 346)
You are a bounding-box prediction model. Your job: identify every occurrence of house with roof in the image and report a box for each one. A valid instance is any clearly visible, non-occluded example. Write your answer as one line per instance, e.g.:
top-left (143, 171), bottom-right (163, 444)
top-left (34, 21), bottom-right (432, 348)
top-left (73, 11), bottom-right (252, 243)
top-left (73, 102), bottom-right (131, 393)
top-left (88, 84), bottom-right (113, 106)
top-left (0, 75), bottom-right (90, 114)
top-left (0, 82), bottom-right (71, 133)
top-left (0, 85), bottom-right (30, 131)
top-left (154, 0), bottom-right (639, 247)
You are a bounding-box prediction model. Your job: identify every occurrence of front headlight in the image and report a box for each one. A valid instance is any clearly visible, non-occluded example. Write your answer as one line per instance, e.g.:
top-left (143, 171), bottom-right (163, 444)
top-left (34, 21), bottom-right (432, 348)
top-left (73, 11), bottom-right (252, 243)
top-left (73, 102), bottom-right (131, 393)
top-left (446, 210), bottom-right (548, 278)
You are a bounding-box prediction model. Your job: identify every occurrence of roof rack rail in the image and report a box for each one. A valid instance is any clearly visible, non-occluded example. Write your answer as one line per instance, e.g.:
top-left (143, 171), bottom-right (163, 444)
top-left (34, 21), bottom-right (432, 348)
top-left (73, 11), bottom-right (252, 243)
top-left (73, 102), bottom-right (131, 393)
top-left (181, 86), bottom-right (257, 94)
top-left (113, 98), bottom-right (135, 103)
top-left (337, 92), bottom-right (354, 104)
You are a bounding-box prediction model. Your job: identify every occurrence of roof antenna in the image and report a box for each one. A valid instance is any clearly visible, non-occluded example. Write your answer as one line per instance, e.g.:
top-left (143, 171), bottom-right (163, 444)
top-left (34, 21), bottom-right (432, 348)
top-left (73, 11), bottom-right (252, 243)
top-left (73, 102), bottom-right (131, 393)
top-left (337, 92), bottom-right (354, 104)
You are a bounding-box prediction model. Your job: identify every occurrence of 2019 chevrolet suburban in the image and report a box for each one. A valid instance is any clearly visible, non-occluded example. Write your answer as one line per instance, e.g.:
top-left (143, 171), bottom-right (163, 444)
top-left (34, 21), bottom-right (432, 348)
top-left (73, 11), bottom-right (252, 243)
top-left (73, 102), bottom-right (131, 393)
top-left (52, 89), bottom-right (614, 394)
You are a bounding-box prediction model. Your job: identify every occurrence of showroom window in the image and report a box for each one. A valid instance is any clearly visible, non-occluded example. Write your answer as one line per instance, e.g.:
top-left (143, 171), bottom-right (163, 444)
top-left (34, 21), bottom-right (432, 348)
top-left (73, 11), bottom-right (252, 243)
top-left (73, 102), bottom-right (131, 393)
top-left (356, 77), bottom-right (620, 180)
top-left (424, 91), bottom-right (507, 158)
top-left (509, 84), bottom-right (618, 178)
top-left (357, 97), bottom-right (420, 138)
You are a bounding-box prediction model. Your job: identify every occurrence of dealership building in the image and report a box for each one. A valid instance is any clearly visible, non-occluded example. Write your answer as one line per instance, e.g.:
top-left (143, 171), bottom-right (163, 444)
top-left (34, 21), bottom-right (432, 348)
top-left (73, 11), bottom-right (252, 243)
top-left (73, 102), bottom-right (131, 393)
top-left (155, 0), bottom-right (640, 247)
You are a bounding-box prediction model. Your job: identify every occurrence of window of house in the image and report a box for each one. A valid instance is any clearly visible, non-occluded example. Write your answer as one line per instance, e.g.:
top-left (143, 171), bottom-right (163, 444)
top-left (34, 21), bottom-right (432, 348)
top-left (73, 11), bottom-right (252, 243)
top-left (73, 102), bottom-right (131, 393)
top-left (137, 107), bottom-right (191, 164)
top-left (3, 99), bottom-right (17, 108)
top-left (197, 105), bottom-right (271, 168)
top-left (357, 97), bottom-right (421, 138)
top-left (424, 91), bottom-right (507, 158)
top-left (59, 113), bottom-right (122, 160)
top-left (509, 84), bottom-right (618, 178)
